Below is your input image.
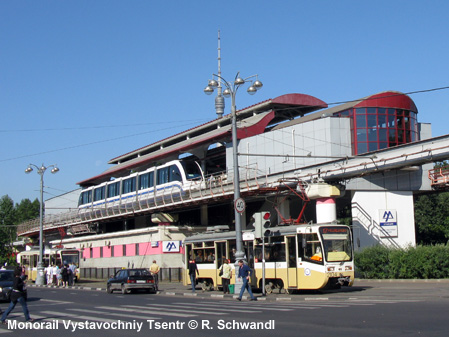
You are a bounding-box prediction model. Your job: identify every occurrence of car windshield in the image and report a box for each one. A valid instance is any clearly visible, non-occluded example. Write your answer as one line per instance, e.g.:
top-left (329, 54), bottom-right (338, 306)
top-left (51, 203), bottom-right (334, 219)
top-left (129, 270), bottom-right (150, 276)
top-left (0, 272), bottom-right (14, 282)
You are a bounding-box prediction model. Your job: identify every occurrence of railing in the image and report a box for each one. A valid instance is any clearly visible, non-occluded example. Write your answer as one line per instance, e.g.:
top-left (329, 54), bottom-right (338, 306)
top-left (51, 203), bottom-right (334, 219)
top-left (428, 167), bottom-right (449, 187)
top-left (17, 165), bottom-right (271, 236)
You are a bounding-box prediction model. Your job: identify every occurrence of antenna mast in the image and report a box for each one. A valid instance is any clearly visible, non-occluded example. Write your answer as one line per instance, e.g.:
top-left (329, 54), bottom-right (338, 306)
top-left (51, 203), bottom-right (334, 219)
top-left (215, 30), bottom-right (225, 118)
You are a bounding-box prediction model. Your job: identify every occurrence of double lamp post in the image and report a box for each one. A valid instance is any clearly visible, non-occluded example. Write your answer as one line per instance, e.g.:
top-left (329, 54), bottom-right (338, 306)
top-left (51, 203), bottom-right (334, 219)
top-left (204, 72), bottom-right (263, 265)
top-left (25, 163), bottom-right (59, 285)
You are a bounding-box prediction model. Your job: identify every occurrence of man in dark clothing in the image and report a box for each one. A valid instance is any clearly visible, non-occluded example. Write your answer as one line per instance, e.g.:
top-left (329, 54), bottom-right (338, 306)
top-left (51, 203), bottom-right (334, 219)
top-left (1, 267), bottom-right (32, 324)
top-left (237, 260), bottom-right (257, 301)
top-left (188, 259), bottom-right (199, 293)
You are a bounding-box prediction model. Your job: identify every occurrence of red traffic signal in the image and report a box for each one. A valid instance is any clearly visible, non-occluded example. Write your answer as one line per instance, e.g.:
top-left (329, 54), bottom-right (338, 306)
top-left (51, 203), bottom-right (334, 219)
top-left (262, 212), bottom-right (270, 220)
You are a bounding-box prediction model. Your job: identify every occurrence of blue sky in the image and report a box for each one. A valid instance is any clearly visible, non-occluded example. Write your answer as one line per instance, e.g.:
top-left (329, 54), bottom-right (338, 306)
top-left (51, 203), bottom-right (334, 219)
top-left (2, 1), bottom-right (449, 204)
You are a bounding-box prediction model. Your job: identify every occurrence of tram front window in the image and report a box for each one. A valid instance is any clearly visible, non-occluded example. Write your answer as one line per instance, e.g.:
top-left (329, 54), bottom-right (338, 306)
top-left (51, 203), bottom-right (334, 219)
top-left (319, 227), bottom-right (352, 262)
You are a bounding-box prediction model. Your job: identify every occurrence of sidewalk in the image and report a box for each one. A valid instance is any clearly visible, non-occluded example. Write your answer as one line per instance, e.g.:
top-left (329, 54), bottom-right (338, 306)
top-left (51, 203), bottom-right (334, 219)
top-left (29, 278), bottom-right (449, 302)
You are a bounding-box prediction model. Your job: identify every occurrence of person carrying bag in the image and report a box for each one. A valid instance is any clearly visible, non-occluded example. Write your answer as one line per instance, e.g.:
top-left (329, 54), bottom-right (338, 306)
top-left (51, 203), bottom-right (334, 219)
top-left (1, 266), bottom-right (33, 324)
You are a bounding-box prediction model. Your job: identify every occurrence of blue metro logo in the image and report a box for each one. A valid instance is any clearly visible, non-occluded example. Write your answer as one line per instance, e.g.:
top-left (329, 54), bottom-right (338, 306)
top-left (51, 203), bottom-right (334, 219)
top-left (383, 211), bottom-right (394, 222)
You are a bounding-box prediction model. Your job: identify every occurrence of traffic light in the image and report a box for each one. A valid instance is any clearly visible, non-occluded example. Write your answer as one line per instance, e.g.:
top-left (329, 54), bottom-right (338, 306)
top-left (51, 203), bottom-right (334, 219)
top-left (262, 211), bottom-right (271, 237)
top-left (253, 211), bottom-right (271, 238)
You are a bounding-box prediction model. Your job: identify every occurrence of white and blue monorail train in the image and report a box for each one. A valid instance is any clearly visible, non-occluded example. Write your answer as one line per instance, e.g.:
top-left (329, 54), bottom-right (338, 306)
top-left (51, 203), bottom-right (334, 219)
top-left (78, 159), bottom-right (204, 214)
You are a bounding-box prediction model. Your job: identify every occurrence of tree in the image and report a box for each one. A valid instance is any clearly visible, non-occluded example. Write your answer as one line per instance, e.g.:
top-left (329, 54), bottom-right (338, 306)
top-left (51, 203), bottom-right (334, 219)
top-left (415, 192), bottom-right (449, 244)
top-left (0, 195), bottom-right (17, 265)
top-left (15, 198), bottom-right (40, 224)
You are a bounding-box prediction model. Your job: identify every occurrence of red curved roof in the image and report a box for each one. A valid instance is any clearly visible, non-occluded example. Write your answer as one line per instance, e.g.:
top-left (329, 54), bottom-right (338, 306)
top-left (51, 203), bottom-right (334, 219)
top-left (271, 93), bottom-right (328, 108)
top-left (354, 91), bottom-right (418, 112)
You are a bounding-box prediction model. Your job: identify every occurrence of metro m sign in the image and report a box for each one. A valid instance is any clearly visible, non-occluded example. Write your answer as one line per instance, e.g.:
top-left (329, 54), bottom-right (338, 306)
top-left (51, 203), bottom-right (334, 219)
top-left (162, 241), bottom-right (181, 253)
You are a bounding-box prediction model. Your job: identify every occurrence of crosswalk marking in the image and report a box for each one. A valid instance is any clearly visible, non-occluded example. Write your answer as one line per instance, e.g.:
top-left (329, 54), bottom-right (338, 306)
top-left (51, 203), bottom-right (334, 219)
top-left (180, 301), bottom-right (314, 311)
top-left (68, 308), bottom-right (161, 321)
top-left (139, 303), bottom-right (254, 314)
top-left (153, 303), bottom-right (260, 314)
top-left (40, 311), bottom-right (118, 323)
top-left (98, 306), bottom-right (196, 318)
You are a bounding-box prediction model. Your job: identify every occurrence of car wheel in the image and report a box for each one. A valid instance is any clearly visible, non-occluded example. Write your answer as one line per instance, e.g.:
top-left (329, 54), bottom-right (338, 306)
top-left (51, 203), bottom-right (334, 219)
top-left (107, 284), bottom-right (113, 294)
top-left (121, 284), bottom-right (128, 294)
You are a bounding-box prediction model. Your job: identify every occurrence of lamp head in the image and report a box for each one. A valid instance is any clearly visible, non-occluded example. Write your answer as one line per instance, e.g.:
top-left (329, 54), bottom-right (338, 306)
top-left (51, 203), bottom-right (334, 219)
top-left (204, 86), bottom-right (214, 95)
top-left (25, 167), bottom-right (33, 174)
top-left (253, 80), bottom-right (263, 89)
top-left (234, 77), bottom-right (245, 86)
top-left (247, 86), bottom-right (257, 95)
top-left (208, 79), bottom-right (219, 88)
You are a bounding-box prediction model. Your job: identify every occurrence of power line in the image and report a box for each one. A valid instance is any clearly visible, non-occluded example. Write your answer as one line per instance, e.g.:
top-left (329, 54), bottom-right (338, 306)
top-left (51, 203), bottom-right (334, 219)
top-left (0, 121), bottom-right (200, 163)
top-left (0, 119), bottom-right (210, 133)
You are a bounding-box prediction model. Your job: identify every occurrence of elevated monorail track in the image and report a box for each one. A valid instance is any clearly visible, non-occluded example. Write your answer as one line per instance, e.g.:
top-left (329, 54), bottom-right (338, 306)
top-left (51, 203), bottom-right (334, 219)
top-left (17, 134), bottom-right (449, 237)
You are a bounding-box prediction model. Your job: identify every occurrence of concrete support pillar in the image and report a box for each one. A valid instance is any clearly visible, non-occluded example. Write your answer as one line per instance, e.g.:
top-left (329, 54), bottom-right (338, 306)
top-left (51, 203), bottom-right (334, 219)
top-left (316, 197), bottom-right (337, 223)
top-left (201, 204), bottom-right (208, 226)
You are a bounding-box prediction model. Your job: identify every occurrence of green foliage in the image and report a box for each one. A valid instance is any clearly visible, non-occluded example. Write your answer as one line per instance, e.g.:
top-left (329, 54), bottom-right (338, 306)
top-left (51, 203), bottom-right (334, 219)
top-left (355, 245), bottom-right (449, 279)
top-left (0, 195), bottom-right (40, 266)
top-left (414, 192), bottom-right (449, 244)
top-left (0, 195), bottom-right (17, 265)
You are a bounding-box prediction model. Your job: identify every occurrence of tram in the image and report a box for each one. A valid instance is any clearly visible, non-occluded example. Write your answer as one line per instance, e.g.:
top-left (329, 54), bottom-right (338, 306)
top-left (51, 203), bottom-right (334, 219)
top-left (78, 159), bottom-right (204, 214)
top-left (17, 248), bottom-right (81, 283)
top-left (183, 223), bottom-right (354, 293)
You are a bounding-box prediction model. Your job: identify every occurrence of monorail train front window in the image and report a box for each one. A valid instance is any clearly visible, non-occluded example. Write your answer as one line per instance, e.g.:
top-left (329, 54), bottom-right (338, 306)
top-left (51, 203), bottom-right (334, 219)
top-left (181, 161), bottom-right (202, 180)
top-left (319, 227), bottom-right (352, 262)
top-left (79, 190), bottom-right (92, 205)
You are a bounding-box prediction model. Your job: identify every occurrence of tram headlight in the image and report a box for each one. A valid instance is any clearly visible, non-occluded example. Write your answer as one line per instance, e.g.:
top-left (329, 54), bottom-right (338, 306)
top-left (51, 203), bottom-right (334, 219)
top-left (345, 266), bottom-right (353, 271)
top-left (327, 267), bottom-right (335, 272)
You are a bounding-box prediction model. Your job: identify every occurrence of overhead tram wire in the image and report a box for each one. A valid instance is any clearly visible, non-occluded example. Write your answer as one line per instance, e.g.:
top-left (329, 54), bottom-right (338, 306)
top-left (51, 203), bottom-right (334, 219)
top-left (0, 120), bottom-right (205, 163)
top-left (0, 118), bottom-right (210, 133)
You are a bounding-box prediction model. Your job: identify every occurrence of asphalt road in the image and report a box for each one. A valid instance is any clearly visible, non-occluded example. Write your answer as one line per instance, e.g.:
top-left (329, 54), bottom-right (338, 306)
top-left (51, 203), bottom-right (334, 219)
top-left (1, 281), bottom-right (449, 336)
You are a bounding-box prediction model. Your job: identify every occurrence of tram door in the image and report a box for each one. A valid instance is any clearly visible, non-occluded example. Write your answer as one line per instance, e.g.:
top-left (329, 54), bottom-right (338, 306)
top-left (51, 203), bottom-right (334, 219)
top-left (286, 236), bottom-right (297, 288)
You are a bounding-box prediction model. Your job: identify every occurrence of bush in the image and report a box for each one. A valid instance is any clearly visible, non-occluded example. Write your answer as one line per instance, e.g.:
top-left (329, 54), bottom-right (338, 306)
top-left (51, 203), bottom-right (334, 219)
top-left (355, 245), bottom-right (449, 279)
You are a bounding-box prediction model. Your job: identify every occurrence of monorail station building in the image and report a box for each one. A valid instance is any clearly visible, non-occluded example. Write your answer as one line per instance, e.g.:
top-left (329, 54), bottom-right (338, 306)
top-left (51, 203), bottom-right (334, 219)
top-left (17, 90), bottom-right (449, 274)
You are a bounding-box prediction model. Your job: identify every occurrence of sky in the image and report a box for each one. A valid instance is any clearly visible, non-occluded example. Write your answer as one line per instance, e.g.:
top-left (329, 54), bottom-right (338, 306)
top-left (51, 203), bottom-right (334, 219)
top-left (2, 1), bottom-right (449, 204)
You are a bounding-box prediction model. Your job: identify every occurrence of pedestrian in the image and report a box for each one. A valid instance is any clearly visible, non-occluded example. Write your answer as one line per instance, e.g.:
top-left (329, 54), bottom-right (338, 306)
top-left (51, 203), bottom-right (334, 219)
top-left (188, 258), bottom-right (199, 293)
top-left (219, 259), bottom-right (232, 294)
top-left (236, 260), bottom-right (257, 301)
top-left (61, 264), bottom-right (69, 288)
top-left (46, 265), bottom-right (53, 285)
top-left (149, 260), bottom-right (160, 291)
top-left (68, 262), bottom-right (77, 286)
top-left (52, 264), bottom-right (59, 285)
top-left (1, 266), bottom-right (33, 324)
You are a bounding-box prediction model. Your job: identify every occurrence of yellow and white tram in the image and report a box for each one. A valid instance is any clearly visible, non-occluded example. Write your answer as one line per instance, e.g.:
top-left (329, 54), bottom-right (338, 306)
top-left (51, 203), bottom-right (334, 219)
top-left (183, 223), bottom-right (354, 293)
top-left (17, 248), bottom-right (81, 283)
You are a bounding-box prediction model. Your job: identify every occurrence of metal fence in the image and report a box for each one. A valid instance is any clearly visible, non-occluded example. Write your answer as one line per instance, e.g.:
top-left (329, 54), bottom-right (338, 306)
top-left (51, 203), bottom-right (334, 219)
top-left (81, 267), bottom-right (183, 282)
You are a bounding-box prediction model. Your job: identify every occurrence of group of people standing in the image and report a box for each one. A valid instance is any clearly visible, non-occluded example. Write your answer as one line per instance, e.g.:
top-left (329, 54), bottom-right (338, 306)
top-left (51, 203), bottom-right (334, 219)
top-left (45, 262), bottom-right (77, 287)
top-left (188, 258), bottom-right (256, 300)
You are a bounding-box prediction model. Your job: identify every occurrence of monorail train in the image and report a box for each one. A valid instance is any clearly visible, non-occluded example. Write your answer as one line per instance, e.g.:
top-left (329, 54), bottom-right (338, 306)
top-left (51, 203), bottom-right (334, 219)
top-left (78, 159), bottom-right (204, 213)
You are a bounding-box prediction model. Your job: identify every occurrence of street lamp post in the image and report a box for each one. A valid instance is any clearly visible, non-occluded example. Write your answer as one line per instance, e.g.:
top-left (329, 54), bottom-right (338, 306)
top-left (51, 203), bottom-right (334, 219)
top-left (25, 164), bottom-right (59, 285)
top-left (204, 72), bottom-right (263, 264)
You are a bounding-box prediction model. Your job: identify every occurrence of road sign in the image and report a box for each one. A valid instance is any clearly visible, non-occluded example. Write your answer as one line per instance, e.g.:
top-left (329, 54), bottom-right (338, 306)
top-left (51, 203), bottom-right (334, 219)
top-left (234, 198), bottom-right (246, 214)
